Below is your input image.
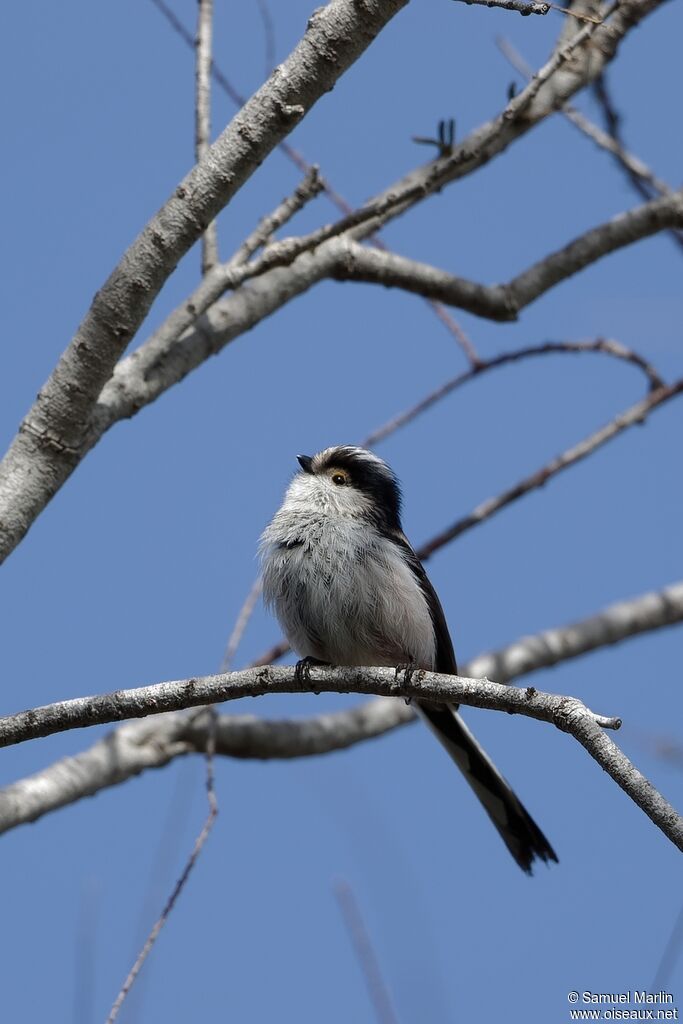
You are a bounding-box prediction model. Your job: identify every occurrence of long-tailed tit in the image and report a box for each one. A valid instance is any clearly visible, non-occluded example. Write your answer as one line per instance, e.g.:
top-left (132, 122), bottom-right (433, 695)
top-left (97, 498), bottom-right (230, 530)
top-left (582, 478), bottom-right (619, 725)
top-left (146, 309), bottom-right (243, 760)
top-left (260, 446), bottom-right (557, 873)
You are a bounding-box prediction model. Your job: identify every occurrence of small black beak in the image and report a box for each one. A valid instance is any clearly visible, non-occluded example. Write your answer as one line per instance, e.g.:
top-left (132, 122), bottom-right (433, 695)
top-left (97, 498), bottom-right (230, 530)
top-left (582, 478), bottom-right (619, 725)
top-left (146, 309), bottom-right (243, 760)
top-left (297, 454), bottom-right (314, 474)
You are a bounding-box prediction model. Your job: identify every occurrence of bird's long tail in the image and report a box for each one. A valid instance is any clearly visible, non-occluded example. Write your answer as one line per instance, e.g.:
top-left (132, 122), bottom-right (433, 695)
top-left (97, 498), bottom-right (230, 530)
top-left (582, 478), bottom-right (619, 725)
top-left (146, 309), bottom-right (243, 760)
top-left (416, 701), bottom-right (558, 874)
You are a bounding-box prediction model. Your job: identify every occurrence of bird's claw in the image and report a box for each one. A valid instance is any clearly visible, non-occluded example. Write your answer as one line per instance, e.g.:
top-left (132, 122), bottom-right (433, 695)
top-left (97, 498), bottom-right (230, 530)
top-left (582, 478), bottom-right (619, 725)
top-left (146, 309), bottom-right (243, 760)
top-left (294, 656), bottom-right (328, 691)
top-left (395, 662), bottom-right (416, 704)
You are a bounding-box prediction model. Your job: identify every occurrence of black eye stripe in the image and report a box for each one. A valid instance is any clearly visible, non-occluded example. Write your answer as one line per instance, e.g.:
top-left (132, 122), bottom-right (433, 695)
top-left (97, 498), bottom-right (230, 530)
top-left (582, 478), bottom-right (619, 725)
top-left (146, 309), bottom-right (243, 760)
top-left (314, 448), bottom-right (402, 532)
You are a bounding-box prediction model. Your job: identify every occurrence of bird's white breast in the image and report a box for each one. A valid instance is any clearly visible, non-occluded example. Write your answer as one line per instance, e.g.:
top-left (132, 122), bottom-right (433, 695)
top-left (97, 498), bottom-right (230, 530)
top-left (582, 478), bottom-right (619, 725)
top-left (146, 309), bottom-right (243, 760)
top-left (260, 477), bottom-right (436, 668)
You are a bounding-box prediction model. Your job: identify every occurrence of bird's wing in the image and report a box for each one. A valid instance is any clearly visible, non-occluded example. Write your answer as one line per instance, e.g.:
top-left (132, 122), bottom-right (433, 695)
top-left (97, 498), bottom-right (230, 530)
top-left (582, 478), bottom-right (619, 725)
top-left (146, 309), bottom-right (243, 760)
top-left (390, 531), bottom-right (458, 674)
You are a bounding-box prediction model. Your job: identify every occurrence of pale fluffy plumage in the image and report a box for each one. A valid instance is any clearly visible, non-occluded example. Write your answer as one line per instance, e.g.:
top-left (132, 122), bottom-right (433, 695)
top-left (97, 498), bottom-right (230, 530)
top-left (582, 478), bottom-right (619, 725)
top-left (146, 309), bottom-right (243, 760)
top-left (260, 446), bottom-right (557, 874)
top-left (260, 468), bottom-right (436, 668)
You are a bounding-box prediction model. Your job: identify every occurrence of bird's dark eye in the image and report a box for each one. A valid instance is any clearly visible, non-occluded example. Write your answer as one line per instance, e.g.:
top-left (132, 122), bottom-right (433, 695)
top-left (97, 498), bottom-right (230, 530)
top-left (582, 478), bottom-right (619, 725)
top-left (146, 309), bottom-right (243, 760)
top-left (331, 473), bottom-right (346, 486)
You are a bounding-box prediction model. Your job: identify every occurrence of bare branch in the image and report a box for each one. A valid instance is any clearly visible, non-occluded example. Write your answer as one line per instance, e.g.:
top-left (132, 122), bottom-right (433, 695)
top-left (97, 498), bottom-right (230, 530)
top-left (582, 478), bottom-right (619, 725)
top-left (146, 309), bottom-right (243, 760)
top-left (106, 715), bottom-right (218, 1023)
top-left (155, 0), bottom-right (480, 364)
top-left (219, 577), bottom-right (263, 672)
top-left (417, 378), bottom-right (683, 558)
top-left (229, 166), bottom-right (324, 266)
top-left (0, 668), bottom-right (621, 750)
top-left (498, 38), bottom-right (672, 195)
top-left (497, 37), bottom-right (683, 252)
top-left (652, 902), bottom-right (683, 991)
top-left (0, 0), bottom-right (409, 565)
top-left (333, 189), bottom-right (683, 320)
top-left (96, 196), bottom-right (678, 437)
top-left (106, 0), bottom-right (669, 400)
top-left (2, 664), bottom-right (683, 851)
top-left (250, 378), bottom-right (683, 669)
top-left (220, 332), bottom-right (655, 679)
top-left (455, 0), bottom-right (551, 15)
top-left (334, 880), bottom-right (400, 1024)
top-left (93, 241), bottom-right (341, 431)
top-left (456, 0), bottom-right (602, 19)
top-left (466, 581), bottom-right (683, 684)
top-left (255, 0), bottom-right (277, 80)
top-left (336, 0), bottom-right (666, 244)
top-left (2, 581), bottom-right (681, 836)
top-left (0, 0), bottom-right (667, 570)
top-left (195, 0), bottom-right (219, 274)
top-left (363, 338), bottom-right (664, 447)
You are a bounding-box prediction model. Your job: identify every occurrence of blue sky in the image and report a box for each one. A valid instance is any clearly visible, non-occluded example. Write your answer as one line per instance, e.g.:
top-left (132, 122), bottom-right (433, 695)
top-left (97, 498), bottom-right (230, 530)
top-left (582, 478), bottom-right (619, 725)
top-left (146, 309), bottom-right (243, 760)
top-left (1, 2), bottom-right (682, 1021)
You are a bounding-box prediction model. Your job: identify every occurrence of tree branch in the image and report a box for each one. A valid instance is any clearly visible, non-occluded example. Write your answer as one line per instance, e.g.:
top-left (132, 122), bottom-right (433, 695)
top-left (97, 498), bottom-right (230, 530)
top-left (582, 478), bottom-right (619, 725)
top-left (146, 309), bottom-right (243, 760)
top-left (195, 0), bottom-right (219, 274)
top-left (228, 166), bottom-right (324, 266)
top-left (2, 663), bottom-right (683, 852)
top-left (251, 376), bottom-right (683, 668)
top-left (2, 581), bottom-right (681, 836)
top-left (417, 378), bottom-right (683, 558)
top-left (220, 333), bottom-right (663, 671)
top-left (362, 338), bottom-right (664, 448)
top-left (455, 0), bottom-right (551, 14)
top-left (0, 665), bottom-right (622, 749)
top-left (592, 73), bottom-right (683, 254)
top-left (0, 0), bottom-right (408, 565)
top-left (0, 0), bottom-right (667, 570)
top-left (333, 189), bottom-right (683, 320)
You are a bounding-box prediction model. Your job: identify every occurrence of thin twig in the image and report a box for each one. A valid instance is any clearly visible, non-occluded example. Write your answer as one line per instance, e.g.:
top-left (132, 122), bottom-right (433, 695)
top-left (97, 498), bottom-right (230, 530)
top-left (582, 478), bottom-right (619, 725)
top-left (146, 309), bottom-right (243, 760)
top-left (502, 0), bottom-right (620, 121)
top-left (497, 38), bottom-right (671, 194)
top-left (229, 166), bottom-right (324, 266)
top-left (220, 577), bottom-right (263, 672)
top-left (362, 337), bottom-right (664, 447)
top-left (255, 0), bottom-right (276, 79)
top-left (418, 378), bottom-right (683, 558)
top-left (196, 0), bottom-right (219, 273)
top-left (427, 303), bottom-right (481, 365)
top-left (497, 36), bottom-right (683, 255)
top-left (592, 73), bottom-right (683, 254)
top-left (334, 879), bottom-right (400, 1024)
top-left (105, 713), bottom-right (218, 1024)
top-left (250, 376), bottom-right (683, 667)
top-left (210, 335), bottom-right (662, 676)
top-left (149, 0), bottom-right (477, 363)
top-left (457, 0), bottom-right (551, 16)
top-left (652, 902), bottom-right (683, 991)
top-left (456, 0), bottom-right (603, 17)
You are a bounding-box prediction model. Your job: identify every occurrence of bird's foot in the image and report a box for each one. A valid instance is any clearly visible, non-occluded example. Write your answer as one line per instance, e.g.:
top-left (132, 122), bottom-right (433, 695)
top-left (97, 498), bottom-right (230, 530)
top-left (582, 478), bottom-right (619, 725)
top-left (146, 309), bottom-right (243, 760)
top-left (294, 656), bottom-right (328, 692)
top-left (395, 661), bottom-right (416, 704)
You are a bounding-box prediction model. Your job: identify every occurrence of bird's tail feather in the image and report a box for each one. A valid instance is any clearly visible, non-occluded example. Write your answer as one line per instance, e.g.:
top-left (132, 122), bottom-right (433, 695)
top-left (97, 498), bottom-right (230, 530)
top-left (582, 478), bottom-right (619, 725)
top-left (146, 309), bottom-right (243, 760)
top-left (416, 701), bottom-right (557, 874)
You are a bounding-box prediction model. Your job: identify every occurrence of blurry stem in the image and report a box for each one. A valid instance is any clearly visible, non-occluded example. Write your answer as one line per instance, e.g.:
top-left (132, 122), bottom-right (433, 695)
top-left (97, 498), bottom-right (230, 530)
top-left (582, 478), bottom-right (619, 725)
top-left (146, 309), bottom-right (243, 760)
top-left (251, 376), bottom-right (683, 666)
top-left (220, 577), bottom-right (263, 672)
top-left (196, 0), bottom-right (219, 274)
top-left (105, 713), bottom-right (218, 1024)
top-left (334, 880), bottom-right (400, 1024)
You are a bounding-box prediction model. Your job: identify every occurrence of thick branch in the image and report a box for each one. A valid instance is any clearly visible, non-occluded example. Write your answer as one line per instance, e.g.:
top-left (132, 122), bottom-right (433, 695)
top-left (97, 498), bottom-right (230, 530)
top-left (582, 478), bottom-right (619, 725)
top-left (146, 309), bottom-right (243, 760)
top-left (467, 581), bottom-right (683, 683)
top-left (2, 664), bottom-right (683, 852)
top-left (0, 0), bottom-right (668, 586)
top-left (333, 190), bottom-right (683, 320)
top-left (0, 667), bottom-right (619, 748)
top-left (0, 0), bottom-right (408, 564)
top-left (1, 581), bottom-right (681, 835)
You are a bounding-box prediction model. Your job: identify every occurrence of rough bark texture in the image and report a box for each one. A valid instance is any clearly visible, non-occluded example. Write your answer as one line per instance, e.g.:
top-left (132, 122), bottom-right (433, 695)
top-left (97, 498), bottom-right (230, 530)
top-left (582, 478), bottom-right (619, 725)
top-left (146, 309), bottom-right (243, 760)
top-left (0, 0), bottom-right (409, 563)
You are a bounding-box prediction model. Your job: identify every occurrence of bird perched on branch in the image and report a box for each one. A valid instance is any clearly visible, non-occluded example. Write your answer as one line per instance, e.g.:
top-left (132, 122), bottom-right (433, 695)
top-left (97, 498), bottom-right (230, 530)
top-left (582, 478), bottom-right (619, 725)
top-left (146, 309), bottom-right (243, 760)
top-left (260, 445), bottom-right (557, 873)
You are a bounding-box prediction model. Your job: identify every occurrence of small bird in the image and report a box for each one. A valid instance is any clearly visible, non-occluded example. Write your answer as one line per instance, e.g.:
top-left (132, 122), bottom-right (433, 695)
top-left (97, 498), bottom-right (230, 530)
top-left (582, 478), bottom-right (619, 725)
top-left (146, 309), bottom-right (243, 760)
top-left (260, 446), bottom-right (557, 873)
